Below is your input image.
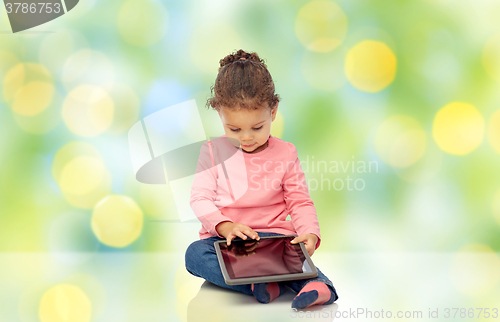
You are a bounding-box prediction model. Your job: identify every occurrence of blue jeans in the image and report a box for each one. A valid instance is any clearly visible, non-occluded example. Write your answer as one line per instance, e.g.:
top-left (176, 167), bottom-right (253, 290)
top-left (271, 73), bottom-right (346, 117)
top-left (185, 232), bottom-right (339, 300)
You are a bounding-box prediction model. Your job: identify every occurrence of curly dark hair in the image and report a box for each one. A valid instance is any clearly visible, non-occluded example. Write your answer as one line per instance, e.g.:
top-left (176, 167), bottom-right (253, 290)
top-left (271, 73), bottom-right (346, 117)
top-left (206, 49), bottom-right (281, 112)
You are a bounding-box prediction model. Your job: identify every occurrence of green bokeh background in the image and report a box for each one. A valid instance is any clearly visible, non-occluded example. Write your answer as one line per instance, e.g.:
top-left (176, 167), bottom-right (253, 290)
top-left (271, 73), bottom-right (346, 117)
top-left (1, 0), bottom-right (499, 252)
top-left (1, 0), bottom-right (500, 320)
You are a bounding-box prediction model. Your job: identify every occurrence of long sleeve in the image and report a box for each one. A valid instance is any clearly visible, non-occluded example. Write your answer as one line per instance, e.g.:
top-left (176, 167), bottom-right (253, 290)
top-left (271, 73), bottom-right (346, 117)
top-left (190, 142), bottom-right (232, 237)
top-left (282, 143), bottom-right (321, 249)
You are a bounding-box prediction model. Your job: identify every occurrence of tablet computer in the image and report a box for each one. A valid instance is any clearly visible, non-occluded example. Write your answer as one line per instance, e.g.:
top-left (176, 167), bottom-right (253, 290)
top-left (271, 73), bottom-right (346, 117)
top-left (214, 235), bottom-right (318, 285)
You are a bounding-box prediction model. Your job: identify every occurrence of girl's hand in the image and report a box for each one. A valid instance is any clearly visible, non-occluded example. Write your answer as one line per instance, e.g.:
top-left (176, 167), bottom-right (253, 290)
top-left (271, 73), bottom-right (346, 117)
top-left (216, 222), bottom-right (260, 246)
top-left (290, 234), bottom-right (319, 257)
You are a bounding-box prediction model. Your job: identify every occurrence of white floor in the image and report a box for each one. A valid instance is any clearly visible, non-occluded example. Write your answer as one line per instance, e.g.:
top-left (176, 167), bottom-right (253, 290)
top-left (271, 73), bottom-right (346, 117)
top-left (187, 280), bottom-right (338, 322)
top-left (1, 251), bottom-right (499, 321)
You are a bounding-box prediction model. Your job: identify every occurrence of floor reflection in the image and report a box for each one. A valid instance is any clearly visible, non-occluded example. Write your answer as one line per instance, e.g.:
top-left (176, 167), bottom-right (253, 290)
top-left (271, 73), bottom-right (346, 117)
top-left (187, 281), bottom-right (338, 322)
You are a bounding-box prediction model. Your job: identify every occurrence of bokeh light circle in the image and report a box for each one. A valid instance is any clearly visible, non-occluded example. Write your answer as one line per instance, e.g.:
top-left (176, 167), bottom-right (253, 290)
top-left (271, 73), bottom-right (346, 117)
top-left (432, 102), bottom-right (484, 155)
top-left (39, 284), bottom-right (92, 322)
top-left (404, 23), bottom-right (460, 90)
top-left (62, 50), bottom-right (115, 91)
top-left (117, 0), bottom-right (168, 47)
top-left (3, 63), bottom-right (52, 103)
top-left (53, 142), bottom-right (112, 209)
top-left (12, 81), bottom-right (54, 116)
top-left (450, 243), bottom-right (500, 296)
top-left (395, 142), bottom-right (443, 183)
top-left (52, 142), bottom-right (101, 181)
top-left (488, 109), bottom-right (500, 154)
top-left (59, 157), bottom-right (106, 196)
top-left (91, 195), bottom-right (143, 248)
top-left (345, 40), bottom-right (397, 92)
top-left (12, 89), bottom-right (63, 135)
top-left (295, 0), bottom-right (348, 52)
top-left (374, 115), bottom-right (426, 168)
top-left (62, 85), bottom-right (114, 137)
top-left (482, 33), bottom-right (500, 81)
top-left (39, 29), bottom-right (89, 75)
top-left (2, 62), bottom-right (62, 133)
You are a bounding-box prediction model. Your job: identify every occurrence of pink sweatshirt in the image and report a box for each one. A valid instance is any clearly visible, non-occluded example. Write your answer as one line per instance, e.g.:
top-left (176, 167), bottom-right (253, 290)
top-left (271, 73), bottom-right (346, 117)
top-left (190, 134), bottom-right (321, 249)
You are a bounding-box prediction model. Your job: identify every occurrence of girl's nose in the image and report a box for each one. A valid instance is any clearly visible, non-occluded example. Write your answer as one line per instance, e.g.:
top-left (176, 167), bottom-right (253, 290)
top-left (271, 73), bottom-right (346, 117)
top-left (241, 131), bottom-right (253, 141)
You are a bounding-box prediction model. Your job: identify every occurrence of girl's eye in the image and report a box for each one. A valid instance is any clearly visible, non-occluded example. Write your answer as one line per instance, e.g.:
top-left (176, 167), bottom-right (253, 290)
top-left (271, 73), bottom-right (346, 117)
top-left (229, 126), bottom-right (262, 132)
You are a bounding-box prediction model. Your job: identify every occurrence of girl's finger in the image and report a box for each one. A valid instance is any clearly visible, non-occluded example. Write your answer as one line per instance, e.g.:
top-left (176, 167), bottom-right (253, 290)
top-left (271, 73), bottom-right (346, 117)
top-left (244, 229), bottom-right (257, 239)
top-left (227, 234), bottom-right (235, 246)
top-left (251, 230), bottom-right (259, 239)
top-left (291, 236), bottom-right (306, 244)
top-left (241, 228), bottom-right (253, 239)
top-left (235, 231), bottom-right (247, 240)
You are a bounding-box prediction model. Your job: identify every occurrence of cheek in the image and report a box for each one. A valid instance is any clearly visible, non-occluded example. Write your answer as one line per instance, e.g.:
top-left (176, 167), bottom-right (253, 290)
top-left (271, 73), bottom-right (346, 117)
top-left (225, 130), bottom-right (240, 141)
top-left (256, 131), bottom-right (268, 141)
top-left (261, 125), bottom-right (271, 136)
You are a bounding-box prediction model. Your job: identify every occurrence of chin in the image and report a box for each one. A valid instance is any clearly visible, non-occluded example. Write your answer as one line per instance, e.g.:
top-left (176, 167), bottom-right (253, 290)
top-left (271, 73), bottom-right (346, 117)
top-left (241, 147), bottom-right (255, 152)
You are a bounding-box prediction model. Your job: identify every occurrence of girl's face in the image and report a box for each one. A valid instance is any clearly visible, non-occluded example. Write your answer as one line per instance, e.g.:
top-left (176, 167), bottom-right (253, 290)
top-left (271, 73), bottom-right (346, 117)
top-left (218, 104), bottom-right (278, 153)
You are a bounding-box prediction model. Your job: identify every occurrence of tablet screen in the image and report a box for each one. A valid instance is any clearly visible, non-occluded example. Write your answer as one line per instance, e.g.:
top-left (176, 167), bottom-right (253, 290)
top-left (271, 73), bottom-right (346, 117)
top-left (218, 236), bottom-right (313, 279)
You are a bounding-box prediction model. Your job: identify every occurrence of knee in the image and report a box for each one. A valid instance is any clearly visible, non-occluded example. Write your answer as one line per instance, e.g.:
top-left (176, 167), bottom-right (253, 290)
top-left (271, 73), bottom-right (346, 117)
top-left (185, 241), bottom-right (200, 272)
top-left (185, 239), bottom-right (214, 273)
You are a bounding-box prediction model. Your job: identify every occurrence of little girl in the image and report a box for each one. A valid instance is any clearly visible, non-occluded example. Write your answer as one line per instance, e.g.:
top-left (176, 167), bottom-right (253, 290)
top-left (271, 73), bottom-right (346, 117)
top-left (185, 49), bottom-right (339, 310)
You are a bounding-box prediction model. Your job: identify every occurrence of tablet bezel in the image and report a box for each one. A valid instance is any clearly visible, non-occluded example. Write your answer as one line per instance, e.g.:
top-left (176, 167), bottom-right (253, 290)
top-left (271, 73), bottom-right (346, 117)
top-left (214, 234), bottom-right (319, 285)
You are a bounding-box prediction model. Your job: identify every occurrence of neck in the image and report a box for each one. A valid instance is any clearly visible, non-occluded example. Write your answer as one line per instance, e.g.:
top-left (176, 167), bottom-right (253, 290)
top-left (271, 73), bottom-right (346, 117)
top-left (242, 136), bottom-right (270, 154)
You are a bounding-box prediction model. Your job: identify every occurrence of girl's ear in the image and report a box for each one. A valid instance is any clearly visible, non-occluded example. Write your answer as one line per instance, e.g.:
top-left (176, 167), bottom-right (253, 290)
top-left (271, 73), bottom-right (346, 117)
top-left (271, 103), bottom-right (278, 121)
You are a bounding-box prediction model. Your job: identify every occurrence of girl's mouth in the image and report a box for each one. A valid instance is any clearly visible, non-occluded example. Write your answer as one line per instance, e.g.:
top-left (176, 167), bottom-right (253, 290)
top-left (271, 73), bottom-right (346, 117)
top-left (242, 143), bottom-right (255, 148)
